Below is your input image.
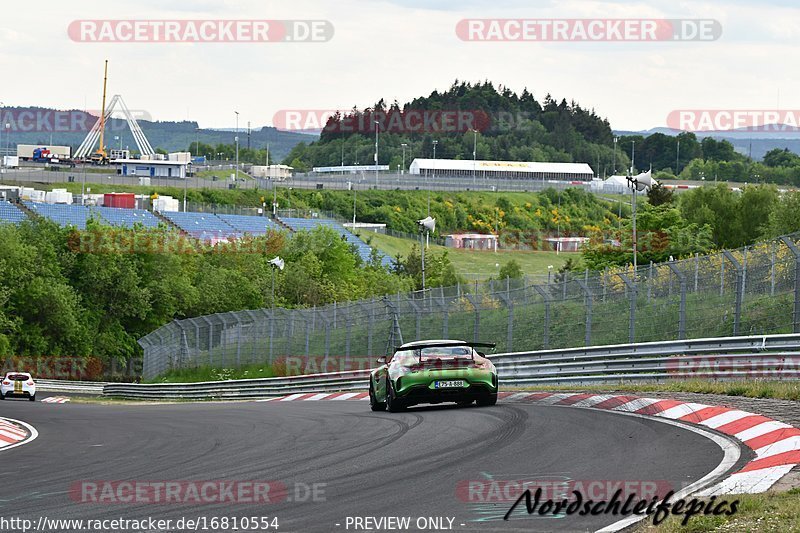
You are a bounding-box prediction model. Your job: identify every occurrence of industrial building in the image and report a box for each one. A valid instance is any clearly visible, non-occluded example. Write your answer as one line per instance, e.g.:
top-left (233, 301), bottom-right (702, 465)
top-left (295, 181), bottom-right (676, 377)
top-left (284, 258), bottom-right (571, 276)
top-left (444, 233), bottom-right (498, 251)
top-left (250, 164), bottom-right (294, 180)
top-left (113, 159), bottom-right (189, 179)
top-left (409, 159), bottom-right (594, 181)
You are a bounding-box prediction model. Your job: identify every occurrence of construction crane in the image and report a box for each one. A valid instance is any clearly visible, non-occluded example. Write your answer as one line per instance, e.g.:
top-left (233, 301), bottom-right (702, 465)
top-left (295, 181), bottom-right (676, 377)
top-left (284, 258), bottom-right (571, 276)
top-left (75, 60), bottom-right (155, 162)
top-left (90, 60), bottom-right (110, 165)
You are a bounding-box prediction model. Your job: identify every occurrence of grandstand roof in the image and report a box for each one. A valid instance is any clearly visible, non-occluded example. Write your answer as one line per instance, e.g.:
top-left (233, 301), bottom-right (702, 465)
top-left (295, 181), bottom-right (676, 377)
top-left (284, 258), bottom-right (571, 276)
top-left (409, 159), bottom-right (594, 175)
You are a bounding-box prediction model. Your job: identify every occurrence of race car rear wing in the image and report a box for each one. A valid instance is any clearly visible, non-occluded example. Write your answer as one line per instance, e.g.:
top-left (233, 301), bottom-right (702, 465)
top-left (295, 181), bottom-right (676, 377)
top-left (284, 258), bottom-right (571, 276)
top-left (392, 341), bottom-right (496, 354)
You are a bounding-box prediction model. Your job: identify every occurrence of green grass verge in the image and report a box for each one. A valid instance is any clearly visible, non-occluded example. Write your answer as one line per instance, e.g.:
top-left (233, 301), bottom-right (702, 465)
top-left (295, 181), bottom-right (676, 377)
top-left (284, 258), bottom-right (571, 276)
top-left (636, 489), bottom-right (800, 532)
top-left (360, 231), bottom-right (570, 278)
top-left (152, 363), bottom-right (282, 383)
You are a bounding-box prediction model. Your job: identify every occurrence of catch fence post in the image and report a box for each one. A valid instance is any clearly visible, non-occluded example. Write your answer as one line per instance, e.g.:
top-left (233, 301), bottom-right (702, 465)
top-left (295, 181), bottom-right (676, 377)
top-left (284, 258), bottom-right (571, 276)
top-left (576, 279), bottom-right (593, 346)
top-left (533, 285), bottom-right (551, 349)
top-left (617, 273), bottom-right (637, 343)
top-left (780, 237), bottom-right (800, 333)
top-left (722, 250), bottom-right (743, 336)
top-left (667, 262), bottom-right (688, 340)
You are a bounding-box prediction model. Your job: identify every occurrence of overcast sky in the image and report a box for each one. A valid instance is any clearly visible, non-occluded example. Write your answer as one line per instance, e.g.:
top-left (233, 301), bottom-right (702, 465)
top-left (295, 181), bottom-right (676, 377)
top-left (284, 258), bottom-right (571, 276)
top-left (1, 0), bottom-right (797, 132)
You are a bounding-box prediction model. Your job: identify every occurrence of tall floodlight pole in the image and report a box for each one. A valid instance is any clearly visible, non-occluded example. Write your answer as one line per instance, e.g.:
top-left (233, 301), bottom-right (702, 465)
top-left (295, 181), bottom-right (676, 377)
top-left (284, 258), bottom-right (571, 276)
top-left (613, 136), bottom-right (618, 174)
top-left (430, 140), bottom-right (438, 217)
top-left (0, 102), bottom-right (4, 175)
top-left (374, 120), bottom-right (379, 187)
top-left (401, 143), bottom-right (408, 176)
top-left (625, 172), bottom-right (654, 276)
top-left (630, 140), bottom-right (636, 175)
top-left (352, 181), bottom-right (357, 225)
top-left (631, 180), bottom-right (637, 272)
top-left (676, 139), bottom-right (681, 174)
top-left (234, 111), bottom-right (240, 182)
top-left (472, 129), bottom-right (478, 185)
top-left (269, 257), bottom-right (285, 308)
top-left (417, 217), bottom-right (435, 293)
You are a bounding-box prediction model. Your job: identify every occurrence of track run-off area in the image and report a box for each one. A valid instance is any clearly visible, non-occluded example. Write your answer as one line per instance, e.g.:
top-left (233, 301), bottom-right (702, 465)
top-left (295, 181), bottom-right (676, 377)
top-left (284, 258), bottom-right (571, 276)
top-left (0, 391), bottom-right (751, 533)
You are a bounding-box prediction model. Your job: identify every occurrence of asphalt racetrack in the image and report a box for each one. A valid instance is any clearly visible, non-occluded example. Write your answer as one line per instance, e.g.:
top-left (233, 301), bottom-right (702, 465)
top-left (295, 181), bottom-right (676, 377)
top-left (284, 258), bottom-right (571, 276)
top-left (0, 394), bottom-right (741, 533)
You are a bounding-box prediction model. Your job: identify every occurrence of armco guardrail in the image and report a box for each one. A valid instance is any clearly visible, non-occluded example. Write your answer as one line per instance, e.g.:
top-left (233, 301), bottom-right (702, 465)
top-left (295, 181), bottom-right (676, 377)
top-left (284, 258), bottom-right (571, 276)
top-left (36, 379), bottom-right (109, 394)
top-left (103, 370), bottom-right (370, 400)
top-left (103, 334), bottom-right (800, 401)
top-left (490, 333), bottom-right (800, 386)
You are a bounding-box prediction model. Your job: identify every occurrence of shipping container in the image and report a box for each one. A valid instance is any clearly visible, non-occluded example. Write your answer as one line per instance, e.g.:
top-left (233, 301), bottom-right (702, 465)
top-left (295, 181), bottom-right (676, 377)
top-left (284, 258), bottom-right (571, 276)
top-left (103, 193), bottom-right (136, 209)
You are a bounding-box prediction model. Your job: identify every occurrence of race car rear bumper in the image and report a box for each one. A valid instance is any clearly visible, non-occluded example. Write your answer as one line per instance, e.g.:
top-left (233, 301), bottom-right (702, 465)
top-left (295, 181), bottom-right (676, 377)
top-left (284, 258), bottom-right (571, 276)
top-left (396, 382), bottom-right (497, 406)
top-left (2, 390), bottom-right (33, 397)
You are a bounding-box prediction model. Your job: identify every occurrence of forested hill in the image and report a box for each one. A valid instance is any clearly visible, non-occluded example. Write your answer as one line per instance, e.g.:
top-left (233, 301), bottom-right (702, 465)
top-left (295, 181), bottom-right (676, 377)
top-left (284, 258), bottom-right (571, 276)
top-left (283, 81), bottom-right (628, 173)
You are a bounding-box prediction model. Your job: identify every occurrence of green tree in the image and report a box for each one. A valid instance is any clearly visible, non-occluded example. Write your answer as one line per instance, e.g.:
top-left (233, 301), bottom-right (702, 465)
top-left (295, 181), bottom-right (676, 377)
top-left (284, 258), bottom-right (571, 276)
top-left (647, 182), bottom-right (674, 207)
top-left (498, 259), bottom-right (524, 280)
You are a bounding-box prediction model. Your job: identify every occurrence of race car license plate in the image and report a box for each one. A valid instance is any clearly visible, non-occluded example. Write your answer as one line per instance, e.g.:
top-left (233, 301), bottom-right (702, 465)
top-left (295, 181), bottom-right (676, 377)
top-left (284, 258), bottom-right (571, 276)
top-left (434, 380), bottom-right (466, 389)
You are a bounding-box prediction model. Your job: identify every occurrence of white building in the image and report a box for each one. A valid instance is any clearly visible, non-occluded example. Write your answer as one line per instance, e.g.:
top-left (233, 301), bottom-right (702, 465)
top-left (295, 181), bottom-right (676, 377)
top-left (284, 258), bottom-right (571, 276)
top-left (113, 159), bottom-right (190, 179)
top-left (250, 164), bottom-right (294, 180)
top-left (409, 159), bottom-right (594, 181)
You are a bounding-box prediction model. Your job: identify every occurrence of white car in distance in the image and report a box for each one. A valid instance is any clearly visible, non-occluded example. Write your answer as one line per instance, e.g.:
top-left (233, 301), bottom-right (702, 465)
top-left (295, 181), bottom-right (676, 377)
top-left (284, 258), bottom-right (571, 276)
top-left (1, 372), bottom-right (36, 401)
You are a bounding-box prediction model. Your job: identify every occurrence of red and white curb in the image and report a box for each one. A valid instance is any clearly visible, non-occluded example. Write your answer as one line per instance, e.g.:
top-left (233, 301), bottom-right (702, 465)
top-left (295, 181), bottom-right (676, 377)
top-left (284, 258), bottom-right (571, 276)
top-left (257, 392), bottom-right (369, 402)
top-left (258, 390), bottom-right (799, 495)
top-left (0, 417), bottom-right (38, 451)
top-left (41, 396), bottom-right (70, 403)
top-left (503, 392), bottom-right (800, 496)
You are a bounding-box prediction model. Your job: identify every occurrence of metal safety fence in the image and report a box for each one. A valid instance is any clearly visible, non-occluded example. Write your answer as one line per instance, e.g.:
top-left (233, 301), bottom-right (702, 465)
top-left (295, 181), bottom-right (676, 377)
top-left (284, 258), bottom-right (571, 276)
top-left (139, 233), bottom-right (800, 380)
top-left (112, 333), bottom-right (800, 399)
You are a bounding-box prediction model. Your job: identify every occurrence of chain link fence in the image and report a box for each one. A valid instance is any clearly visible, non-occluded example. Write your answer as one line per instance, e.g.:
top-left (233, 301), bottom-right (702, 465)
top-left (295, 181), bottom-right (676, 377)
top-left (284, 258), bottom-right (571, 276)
top-left (139, 233), bottom-right (800, 380)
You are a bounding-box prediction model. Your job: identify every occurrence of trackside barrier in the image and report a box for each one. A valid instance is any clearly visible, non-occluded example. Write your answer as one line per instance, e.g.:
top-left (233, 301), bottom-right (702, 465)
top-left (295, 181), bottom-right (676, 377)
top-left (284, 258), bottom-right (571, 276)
top-left (491, 333), bottom-right (800, 386)
top-left (103, 370), bottom-right (370, 400)
top-left (36, 379), bottom-right (109, 394)
top-left (102, 334), bottom-right (800, 400)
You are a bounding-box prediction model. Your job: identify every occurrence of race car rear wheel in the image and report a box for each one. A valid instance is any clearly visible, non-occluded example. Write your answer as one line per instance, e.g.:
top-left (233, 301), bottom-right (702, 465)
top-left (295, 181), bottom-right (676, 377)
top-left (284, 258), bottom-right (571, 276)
top-left (29, 394), bottom-right (35, 402)
top-left (0, 392), bottom-right (4, 400)
top-left (369, 382), bottom-right (385, 412)
top-left (386, 380), bottom-right (405, 413)
top-left (477, 393), bottom-right (497, 407)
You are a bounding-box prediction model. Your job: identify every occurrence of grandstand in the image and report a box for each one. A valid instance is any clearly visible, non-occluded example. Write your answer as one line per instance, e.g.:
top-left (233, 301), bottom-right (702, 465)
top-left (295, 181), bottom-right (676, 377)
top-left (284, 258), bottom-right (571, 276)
top-left (0, 201), bottom-right (27, 224)
top-left (160, 211), bottom-right (240, 240)
top-left (22, 202), bottom-right (160, 229)
top-left (217, 214), bottom-right (281, 235)
top-left (279, 217), bottom-right (393, 266)
top-left (24, 201), bottom-right (91, 229)
top-left (12, 198), bottom-right (389, 266)
top-left (90, 206), bottom-right (161, 229)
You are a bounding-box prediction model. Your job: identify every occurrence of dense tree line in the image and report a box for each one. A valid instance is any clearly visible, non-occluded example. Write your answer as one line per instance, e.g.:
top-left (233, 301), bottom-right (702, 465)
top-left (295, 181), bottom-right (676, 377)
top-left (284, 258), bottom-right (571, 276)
top-left (282, 81), bottom-right (628, 175)
top-left (582, 183), bottom-right (800, 269)
top-left (0, 221), bottom-right (416, 362)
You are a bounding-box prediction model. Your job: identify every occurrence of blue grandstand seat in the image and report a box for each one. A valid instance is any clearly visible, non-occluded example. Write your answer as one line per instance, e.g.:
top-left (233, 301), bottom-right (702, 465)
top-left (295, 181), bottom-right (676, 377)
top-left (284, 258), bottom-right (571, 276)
top-left (89, 206), bottom-right (161, 229)
top-left (23, 201), bottom-right (162, 230)
top-left (217, 214), bottom-right (280, 235)
top-left (278, 217), bottom-right (393, 267)
top-left (160, 211), bottom-right (239, 238)
top-left (23, 201), bottom-right (90, 229)
top-left (0, 201), bottom-right (27, 224)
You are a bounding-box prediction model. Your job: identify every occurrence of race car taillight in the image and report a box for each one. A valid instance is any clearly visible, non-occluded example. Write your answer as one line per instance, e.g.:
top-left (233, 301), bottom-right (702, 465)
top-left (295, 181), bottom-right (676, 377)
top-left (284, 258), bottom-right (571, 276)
top-left (27, 381), bottom-right (34, 386)
top-left (2, 381), bottom-right (9, 385)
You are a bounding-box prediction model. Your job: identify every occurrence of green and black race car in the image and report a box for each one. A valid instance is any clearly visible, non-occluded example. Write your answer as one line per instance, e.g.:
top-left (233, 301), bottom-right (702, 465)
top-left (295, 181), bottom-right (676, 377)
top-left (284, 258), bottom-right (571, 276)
top-left (369, 339), bottom-right (498, 412)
